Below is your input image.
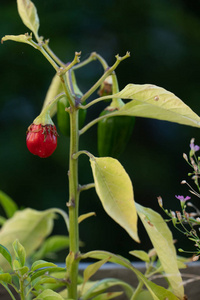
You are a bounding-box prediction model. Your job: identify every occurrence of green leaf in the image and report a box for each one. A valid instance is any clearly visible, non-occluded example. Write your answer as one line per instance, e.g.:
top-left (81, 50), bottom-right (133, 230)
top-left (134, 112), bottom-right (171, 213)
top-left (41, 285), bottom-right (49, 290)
top-left (30, 266), bottom-right (65, 282)
top-left (90, 156), bottom-right (139, 242)
top-left (41, 74), bottom-right (64, 118)
top-left (135, 290), bottom-right (154, 300)
top-left (13, 239), bottom-right (26, 267)
top-left (129, 250), bottom-right (150, 263)
top-left (32, 236), bottom-right (70, 260)
top-left (82, 250), bottom-right (179, 300)
top-left (0, 190), bottom-right (18, 219)
top-left (108, 84), bottom-right (200, 127)
top-left (0, 208), bottom-right (55, 271)
top-left (136, 203), bottom-right (184, 299)
top-left (31, 260), bottom-right (57, 271)
top-left (17, 0), bottom-right (40, 37)
top-left (80, 278), bottom-right (134, 300)
top-left (92, 291), bottom-right (123, 300)
top-left (78, 212), bottom-right (96, 224)
top-left (0, 244), bottom-right (12, 267)
top-left (1, 34), bottom-right (37, 49)
top-left (83, 258), bottom-right (110, 286)
top-left (0, 273), bottom-right (12, 284)
top-left (33, 289), bottom-right (65, 300)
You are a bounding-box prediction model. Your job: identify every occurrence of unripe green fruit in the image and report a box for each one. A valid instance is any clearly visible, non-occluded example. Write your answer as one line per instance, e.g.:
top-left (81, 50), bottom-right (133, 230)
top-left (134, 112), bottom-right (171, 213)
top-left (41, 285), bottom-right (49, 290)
top-left (97, 108), bottom-right (135, 158)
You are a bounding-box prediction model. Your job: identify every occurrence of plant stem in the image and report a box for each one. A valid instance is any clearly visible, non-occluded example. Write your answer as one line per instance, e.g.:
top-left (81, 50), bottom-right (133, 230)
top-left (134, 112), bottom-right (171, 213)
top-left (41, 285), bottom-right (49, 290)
top-left (81, 52), bottom-right (130, 103)
top-left (67, 106), bottom-right (80, 299)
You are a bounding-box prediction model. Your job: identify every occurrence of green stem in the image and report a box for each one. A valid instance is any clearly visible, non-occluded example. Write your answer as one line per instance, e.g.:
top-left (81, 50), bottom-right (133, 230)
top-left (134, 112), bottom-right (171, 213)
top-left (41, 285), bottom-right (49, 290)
top-left (79, 110), bottom-right (120, 135)
top-left (67, 107), bottom-right (80, 299)
top-left (81, 52), bottom-right (130, 103)
top-left (19, 278), bottom-right (25, 300)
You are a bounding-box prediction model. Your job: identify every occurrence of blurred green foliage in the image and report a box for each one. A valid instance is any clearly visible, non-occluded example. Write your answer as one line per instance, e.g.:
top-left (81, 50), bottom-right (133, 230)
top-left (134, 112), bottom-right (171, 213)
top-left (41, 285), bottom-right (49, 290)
top-left (1, 0), bottom-right (200, 260)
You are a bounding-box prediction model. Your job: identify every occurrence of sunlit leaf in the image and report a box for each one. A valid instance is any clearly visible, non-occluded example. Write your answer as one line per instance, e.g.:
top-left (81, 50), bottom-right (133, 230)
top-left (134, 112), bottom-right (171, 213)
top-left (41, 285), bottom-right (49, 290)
top-left (1, 34), bottom-right (37, 48)
top-left (107, 84), bottom-right (200, 127)
top-left (0, 208), bottom-right (55, 270)
top-left (17, 0), bottom-right (40, 37)
top-left (0, 273), bottom-right (12, 284)
top-left (0, 190), bottom-right (18, 219)
top-left (83, 258), bottom-right (110, 286)
top-left (82, 250), bottom-right (179, 300)
top-left (129, 250), bottom-right (150, 263)
top-left (31, 260), bottom-right (57, 271)
top-left (136, 203), bottom-right (184, 299)
top-left (90, 156), bottom-right (139, 242)
top-left (13, 239), bottom-right (26, 267)
top-left (33, 289), bottom-right (65, 300)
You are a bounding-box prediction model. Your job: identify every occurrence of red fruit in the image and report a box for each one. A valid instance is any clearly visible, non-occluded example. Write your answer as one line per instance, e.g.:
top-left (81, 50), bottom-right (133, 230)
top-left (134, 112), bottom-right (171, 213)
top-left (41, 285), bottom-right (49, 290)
top-left (26, 124), bottom-right (58, 158)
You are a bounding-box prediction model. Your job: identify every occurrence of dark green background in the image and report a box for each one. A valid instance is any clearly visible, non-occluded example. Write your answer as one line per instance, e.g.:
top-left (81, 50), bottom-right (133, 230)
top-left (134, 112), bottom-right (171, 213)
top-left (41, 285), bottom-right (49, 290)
top-left (1, 0), bottom-right (200, 261)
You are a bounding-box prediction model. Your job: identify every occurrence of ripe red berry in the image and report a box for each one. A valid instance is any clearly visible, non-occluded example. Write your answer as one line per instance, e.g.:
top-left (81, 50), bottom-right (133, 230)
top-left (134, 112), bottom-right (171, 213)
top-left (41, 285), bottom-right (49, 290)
top-left (26, 124), bottom-right (58, 158)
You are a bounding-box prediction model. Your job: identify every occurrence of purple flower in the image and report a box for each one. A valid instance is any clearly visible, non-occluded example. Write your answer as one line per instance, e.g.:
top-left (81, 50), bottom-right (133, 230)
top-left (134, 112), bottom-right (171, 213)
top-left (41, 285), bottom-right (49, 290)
top-left (175, 195), bottom-right (191, 202)
top-left (190, 139), bottom-right (200, 153)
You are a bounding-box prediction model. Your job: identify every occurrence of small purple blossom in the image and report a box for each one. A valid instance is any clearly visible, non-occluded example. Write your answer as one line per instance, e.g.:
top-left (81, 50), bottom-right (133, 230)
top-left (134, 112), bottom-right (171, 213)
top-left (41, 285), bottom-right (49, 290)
top-left (175, 195), bottom-right (191, 202)
top-left (190, 139), bottom-right (200, 153)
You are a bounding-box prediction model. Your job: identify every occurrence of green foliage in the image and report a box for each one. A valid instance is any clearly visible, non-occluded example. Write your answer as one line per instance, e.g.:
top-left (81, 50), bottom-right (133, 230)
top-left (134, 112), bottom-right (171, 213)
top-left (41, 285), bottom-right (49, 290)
top-left (90, 156), bottom-right (139, 242)
top-left (2, 0), bottom-right (200, 299)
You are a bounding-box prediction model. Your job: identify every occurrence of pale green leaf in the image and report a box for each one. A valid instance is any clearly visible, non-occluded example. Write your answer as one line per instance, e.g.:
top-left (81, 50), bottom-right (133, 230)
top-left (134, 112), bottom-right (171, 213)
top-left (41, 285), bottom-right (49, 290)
top-left (78, 212), bottom-right (96, 224)
top-left (1, 34), bottom-right (37, 49)
top-left (135, 290), bottom-right (154, 300)
top-left (17, 0), bottom-right (39, 37)
top-left (82, 250), bottom-right (179, 300)
top-left (13, 239), bottom-right (26, 267)
top-left (90, 156), bottom-right (139, 242)
top-left (31, 260), bottom-right (57, 271)
top-left (33, 289), bottom-right (65, 300)
top-left (0, 273), bottom-right (12, 284)
top-left (0, 190), bottom-right (18, 218)
top-left (60, 279), bottom-right (133, 300)
top-left (83, 258), bottom-right (110, 285)
top-left (92, 291), bottom-right (123, 300)
top-left (41, 74), bottom-right (64, 117)
top-left (109, 84), bottom-right (200, 127)
top-left (129, 250), bottom-right (150, 263)
top-left (30, 266), bottom-right (65, 282)
top-left (136, 203), bottom-right (184, 299)
top-left (0, 208), bottom-right (55, 271)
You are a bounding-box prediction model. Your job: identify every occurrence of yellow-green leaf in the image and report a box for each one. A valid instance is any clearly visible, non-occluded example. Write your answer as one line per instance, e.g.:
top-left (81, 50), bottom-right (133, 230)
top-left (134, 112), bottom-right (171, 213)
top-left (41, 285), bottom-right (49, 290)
top-left (0, 208), bottom-right (55, 271)
top-left (17, 0), bottom-right (40, 37)
top-left (42, 74), bottom-right (64, 118)
top-left (136, 203), bottom-right (184, 299)
top-left (108, 84), bottom-right (200, 127)
top-left (1, 34), bottom-right (37, 49)
top-left (90, 156), bottom-right (139, 243)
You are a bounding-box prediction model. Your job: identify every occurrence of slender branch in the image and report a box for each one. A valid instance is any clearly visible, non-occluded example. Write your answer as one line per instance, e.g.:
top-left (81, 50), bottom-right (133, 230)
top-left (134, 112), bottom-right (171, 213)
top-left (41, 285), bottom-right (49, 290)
top-left (72, 150), bottom-right (93, 160)
top-left (79, 183), bottom-right (95, 192)
top-left (43, 41), bottom-right (66, 68)
top-left (72, 52), bottom-right (97, 70)
top-left (81, 52), bottom-right (130, 103)
top-left (79, 111), bottom-right (119, 136)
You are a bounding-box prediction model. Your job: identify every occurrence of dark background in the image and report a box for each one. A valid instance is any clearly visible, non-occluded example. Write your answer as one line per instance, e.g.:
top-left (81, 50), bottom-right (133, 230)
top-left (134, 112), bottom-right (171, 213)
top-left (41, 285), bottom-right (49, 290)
top-left (1, 0), bottom-right (200, 261)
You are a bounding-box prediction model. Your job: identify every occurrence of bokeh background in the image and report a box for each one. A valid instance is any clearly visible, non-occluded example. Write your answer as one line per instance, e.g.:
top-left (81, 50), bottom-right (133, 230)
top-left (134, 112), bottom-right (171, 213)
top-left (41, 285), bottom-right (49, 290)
top-left (1, 0), bottom-right (200, 261)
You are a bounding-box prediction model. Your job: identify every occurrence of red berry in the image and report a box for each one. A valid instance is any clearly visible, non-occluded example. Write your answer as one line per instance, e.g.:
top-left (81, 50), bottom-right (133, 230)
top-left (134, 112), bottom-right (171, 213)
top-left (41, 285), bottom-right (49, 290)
top-left (26, 124), bottom-right (58, 158)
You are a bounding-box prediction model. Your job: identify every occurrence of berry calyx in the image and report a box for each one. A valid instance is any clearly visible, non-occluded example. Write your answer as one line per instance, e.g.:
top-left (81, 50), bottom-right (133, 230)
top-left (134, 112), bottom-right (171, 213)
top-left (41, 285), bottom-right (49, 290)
top-left (26, 124), bottom-right (58, 158)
